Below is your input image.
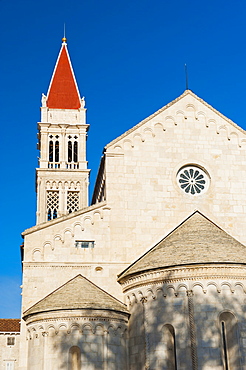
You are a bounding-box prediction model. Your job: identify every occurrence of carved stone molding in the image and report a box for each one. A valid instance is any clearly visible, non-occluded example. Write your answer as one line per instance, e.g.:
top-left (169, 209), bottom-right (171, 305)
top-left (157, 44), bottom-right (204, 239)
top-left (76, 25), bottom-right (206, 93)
top-left (121, 264), bottom-right (246, 293)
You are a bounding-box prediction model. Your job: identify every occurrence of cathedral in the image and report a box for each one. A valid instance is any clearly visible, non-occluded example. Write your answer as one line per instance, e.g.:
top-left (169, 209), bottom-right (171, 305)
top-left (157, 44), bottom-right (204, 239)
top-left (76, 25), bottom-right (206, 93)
top-left (2, 38), bottom-right (246, 369)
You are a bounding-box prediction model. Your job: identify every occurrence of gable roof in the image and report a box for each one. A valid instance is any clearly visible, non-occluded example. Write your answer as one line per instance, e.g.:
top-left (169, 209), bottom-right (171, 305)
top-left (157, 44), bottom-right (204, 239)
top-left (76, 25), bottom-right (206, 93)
top-left (0, 319), bottom-right (20, 332)
top-left (23, 275), bottom-right (128, 319)
top-left (118, 211), bottom-right (246, 281)
top-left (46, 41), bottom-right (81, 109)
top-left (106, 90), bottom-right (246, 149)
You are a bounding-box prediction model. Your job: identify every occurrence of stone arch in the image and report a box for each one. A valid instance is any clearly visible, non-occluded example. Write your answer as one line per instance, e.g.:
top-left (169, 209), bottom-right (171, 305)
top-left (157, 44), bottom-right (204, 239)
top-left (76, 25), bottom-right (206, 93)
top-left (207, 118), bottom-right (216, 127)
top-left (176, 109), bottom-right (185, 122)
top-left (32, 248), bottom-right (42, 262)
top-left (228, 131), bottom-right (239, 146)
top-left (207, 281), bottom-right (221, 293)
top-left (217, 124), bottom-right (229, 139)
top-left (108, 324), bottom-right (116, 336)
top-left (58, 323), bottom-right (68, 332)
top-left (234, 282), bottom-right (246, 294)
top-left (153, 122), bottom-right (165, 134)
top-left (113, 145), bottom-right (123, 153)
top-left (93, 210), bottom-right (103, 221)
top-left (73, 222), bottom-right (84, 235)
top-left (177, 283), bottom-right (188, 293)
top-left (165, 115), bottom-right (176, 126)
top-left (81, 323), bottom-right (93, 334)
top-left (186, 103), bottom-right (196, 111)
top-left (123, 139), bottom-right (133, 150)
top-left (156, 287), bottom-right (166, 298)
top-left (83, 215), bottom-right (93, 225)
top-left (166, 285), bottom-right (177, 297)
top-left (240, 138), bottom-right (246, 147)
top-left (197, 111), bottom-right (207, 126)
top-left (221, 281), bottom-right (234, 293)
top-left (192, 282), bottom-right (206, 294)
top-left (143, 127), bottom-right (155, 137)
top-left (146, 288), bottom-right (156, 300)
top-left (132, 134), bottom-right (144, 148)
top-left (70, 323), bottom-right (80, 332)
top-left (94, 324), bottom-right (105, 335)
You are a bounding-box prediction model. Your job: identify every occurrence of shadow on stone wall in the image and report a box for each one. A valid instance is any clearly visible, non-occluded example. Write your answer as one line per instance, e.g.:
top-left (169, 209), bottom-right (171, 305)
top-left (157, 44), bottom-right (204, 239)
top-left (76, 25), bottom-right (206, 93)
top-left (52, 282), bottom-right (245, 369)
top-left (54, 319), bottom-right (127, 369)
top-left (134, 280), bottom-right (245, 370)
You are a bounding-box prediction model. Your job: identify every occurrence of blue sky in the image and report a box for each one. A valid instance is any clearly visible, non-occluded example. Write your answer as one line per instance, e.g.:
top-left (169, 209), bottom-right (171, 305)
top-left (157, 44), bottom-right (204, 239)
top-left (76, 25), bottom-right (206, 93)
top-left (1, 0), bottom-right (246, 318)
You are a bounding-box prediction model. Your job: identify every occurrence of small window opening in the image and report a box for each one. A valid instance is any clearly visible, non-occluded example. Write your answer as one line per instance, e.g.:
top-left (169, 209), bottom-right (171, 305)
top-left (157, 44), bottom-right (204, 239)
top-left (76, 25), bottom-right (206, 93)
top-left (7, 337), bottom-right (15, 346)
top-left (75, 241), bottom-right (94, 248)
top-left (163, 324), bottom-right (177, 370)
top-left (219, 311), bottom-right (240, 369)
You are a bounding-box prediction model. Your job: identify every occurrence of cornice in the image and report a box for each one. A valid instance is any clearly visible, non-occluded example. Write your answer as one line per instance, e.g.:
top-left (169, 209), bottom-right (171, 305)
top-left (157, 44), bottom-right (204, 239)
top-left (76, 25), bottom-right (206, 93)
top-left (121, 264), bottom-right (246, 293)
top-left (25, 309), bottom-right (129, 326)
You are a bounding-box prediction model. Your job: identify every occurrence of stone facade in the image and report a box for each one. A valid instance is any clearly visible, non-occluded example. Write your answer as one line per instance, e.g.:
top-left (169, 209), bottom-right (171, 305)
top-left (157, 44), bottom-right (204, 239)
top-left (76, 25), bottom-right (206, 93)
top-left (0, 320), bottom-right (20, 370)
top-left (6, 40), bottom-right (246, 369)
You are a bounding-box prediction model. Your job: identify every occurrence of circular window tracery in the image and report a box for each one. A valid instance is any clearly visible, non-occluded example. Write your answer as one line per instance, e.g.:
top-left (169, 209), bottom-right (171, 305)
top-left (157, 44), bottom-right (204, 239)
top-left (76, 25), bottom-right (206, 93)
top-left (177, 166), bottom-right (209, 195)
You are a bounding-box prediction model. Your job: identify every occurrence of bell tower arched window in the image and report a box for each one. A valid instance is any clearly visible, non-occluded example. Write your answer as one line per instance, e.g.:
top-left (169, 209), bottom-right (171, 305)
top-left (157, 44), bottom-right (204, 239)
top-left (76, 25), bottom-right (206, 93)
top-left (48, 135), bottom-right (60, 168)
top-left (67, 135), bottom-right (79, 169)
top-left (68, 346), bottom-right (81, 370)
top-left (219, 311), bottom-right (240, 369)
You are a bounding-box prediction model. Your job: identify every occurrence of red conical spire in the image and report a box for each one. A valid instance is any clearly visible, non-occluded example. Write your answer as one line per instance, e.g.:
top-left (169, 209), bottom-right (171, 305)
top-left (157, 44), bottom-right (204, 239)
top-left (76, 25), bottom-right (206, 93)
top-left (47, 39), bottom-right (81, 109)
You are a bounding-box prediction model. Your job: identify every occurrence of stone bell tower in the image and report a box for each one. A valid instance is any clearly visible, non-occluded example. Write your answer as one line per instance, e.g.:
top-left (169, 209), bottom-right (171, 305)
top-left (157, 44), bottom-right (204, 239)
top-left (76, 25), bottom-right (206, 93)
top-left (36, 38), bottom-right (90, 224)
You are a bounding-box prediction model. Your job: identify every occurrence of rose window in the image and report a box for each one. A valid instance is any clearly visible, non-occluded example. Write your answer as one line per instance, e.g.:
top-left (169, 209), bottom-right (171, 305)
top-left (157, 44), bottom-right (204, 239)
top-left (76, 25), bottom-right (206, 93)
top-left (177, 166), bottom-right (209, 195)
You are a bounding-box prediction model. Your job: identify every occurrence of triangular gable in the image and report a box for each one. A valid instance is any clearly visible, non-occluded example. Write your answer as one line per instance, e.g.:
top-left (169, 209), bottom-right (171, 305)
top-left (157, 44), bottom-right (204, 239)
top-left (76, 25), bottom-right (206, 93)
top-left (23, 274), bottom-right (128, 318)
top-left (106, 90), bottom-right (246, 149)
top-left (118, 211), bottom-right (246, 281)
top-left (47, 42), bottom-right (81, 109)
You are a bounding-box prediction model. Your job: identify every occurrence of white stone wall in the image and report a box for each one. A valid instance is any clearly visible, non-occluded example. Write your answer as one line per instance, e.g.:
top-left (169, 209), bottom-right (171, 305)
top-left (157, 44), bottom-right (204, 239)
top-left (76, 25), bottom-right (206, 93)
top-left (25, 312), bottom-right (128, 370)
top-left (124, 267), bottom-right (246, 370)
top-left (20, 91), bottom-right (246, 368)
top-left (23, 92), bottom-right (246, 306)
top-left (105, 93), bottom-right (246, 264)
top-left (0, 333), bottom-right (20, 370)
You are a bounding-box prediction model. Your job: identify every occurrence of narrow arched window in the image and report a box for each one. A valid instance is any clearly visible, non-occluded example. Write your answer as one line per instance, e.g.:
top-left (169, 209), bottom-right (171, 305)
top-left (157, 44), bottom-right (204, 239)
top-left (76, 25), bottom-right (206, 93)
top-left (55, 141), bottom-right (59, 162)
top-left (68, 346), bottom-right (81, 370)
top-left (68, 141), bottom-right (72, 162)
top-left (163, 324), bottom-right (177, 370)
top-left (49, 141), bottom-right (53, 162)
top-left (219, 312), bottom-right (240, 369)
top-left (74, 141), bottom-right (78, 162)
